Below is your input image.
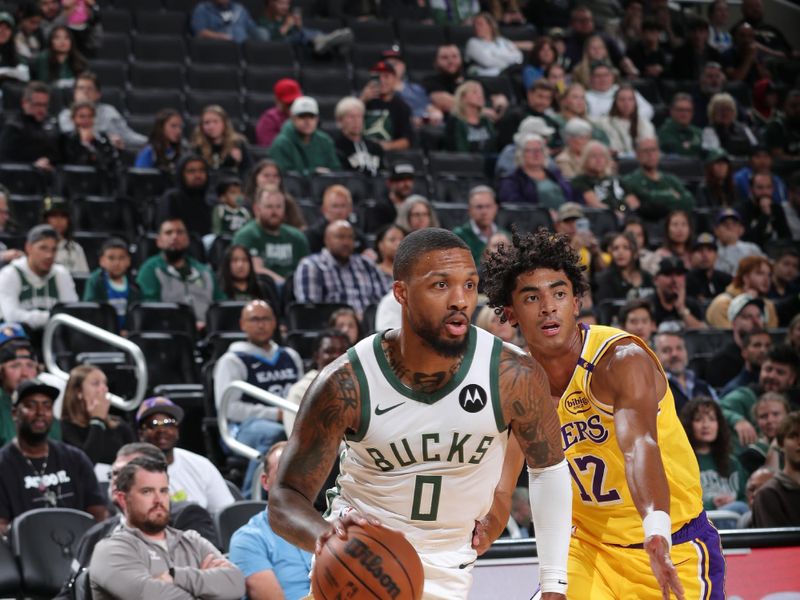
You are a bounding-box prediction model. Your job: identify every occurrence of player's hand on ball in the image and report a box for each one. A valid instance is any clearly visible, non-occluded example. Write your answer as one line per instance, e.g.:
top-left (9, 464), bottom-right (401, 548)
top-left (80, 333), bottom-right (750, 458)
top-left (644, 535), bottom-right (685, 600)
top-left (315, 511), bottom-right (382, 555)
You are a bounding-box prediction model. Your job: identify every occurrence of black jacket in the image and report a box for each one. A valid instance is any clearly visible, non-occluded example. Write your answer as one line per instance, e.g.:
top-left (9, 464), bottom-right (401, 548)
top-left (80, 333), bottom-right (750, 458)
top-left (154, 155), bottom-right (212, 234)
top-left (0, 112), bottom-right (60, 163)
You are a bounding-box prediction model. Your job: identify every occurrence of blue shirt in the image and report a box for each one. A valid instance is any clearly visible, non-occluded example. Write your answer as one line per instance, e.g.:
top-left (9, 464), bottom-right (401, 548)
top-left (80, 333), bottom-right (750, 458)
top-left (229, 508), bottom-right (312, 600)
top-left (190, 1), bottom-right (263, 43)
top-left (733, 167), bottom-right (788, 205)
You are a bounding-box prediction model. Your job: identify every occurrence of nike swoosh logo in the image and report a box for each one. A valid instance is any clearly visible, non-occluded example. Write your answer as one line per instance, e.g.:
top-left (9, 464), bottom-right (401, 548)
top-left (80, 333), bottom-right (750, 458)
top-left (375, 402), bottom-right (405, 415)
top-left (458, 559), bottom-right (476, 569)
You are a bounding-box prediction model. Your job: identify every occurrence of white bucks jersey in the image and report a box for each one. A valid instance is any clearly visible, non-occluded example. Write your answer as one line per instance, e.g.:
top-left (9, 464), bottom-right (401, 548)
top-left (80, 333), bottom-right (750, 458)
top-left (327, 326), bottom-right (509, 573)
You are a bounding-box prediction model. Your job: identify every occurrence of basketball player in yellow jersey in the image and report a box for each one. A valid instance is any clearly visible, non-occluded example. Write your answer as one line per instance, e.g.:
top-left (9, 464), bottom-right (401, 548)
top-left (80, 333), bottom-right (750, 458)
top-left (482, 230), bottom-right (725, 600)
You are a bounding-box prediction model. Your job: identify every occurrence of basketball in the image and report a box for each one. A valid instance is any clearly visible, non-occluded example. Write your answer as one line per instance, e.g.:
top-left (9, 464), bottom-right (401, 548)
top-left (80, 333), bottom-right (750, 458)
top-left (311, 522), bottom-right (424, 600)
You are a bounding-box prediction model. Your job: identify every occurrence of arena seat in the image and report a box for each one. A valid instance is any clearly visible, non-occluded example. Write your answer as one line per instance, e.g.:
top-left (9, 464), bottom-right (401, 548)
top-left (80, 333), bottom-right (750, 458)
top-left (114, 0), bottom-right (163, 11)
top-left (433, 175), bottom-right (488, 204)
top-left (215, 500), bottom-right (267, 553)
top-left (186, 64), bottom-right (242, 92)
top-left (0, 163), bottom-right (49, 195)
top-left (87, 60), bottom-right (129, 89)
top-left (135, 10), bottom-right (188, 36)
top-left (127, 88), bottom-right (185, 115)
top-left (497, 204), bottom-right (553, 234)
top-left (309, 171), bottom-right (372, 204)
top-left (205, 301), bottom-right (249, 335)
top-left (185, 90), bottom-right (244, 121)
top-left (8, 195), bottom-right (44, 232)
top-left (396, 22), bottom-right (446, 48)
top-left (300, 67), bottom-right (354, 98)
top-left (51, 302), bottom-right (120, 369)
top-left (347, 18), bottom-right (396, 44)
top-left (100, 8), bottom-right (133, 34)
top-left (132, 34), bottom-right (187, 64)
top-left (428, 151), bottom-right (485, 177)
top-left (285, 330), bottom-right (320, 369)
top-left (74, 195), bottom-right (137, 241)
top-left (188, 38), bottom-right (241, 66)
top-left (583, 207), bottom-right (619, 239)
top-left (432, 201), bottom-right (468, 230)
top-left (128, 61), bottom-right (186, 90)
top-left (241, 40), bottom-right (297, 69)
top-left (60, 165), bottom-right (108, 198)
top-left (683, 329), bottom-right (734, 358)
top-left (0, 539), bottom-right (20, 596)
top-left (129, 331), bottom-right (200, 391)
top-left (98, 33), bottom-right (132, 62)
top-left (287, 302), bottom-right (352, 332)
top-left (127, 301), bottom-right (197, 340)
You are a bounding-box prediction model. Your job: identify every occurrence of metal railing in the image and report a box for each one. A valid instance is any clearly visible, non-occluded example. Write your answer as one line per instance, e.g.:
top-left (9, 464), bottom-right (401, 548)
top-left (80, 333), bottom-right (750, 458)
top-left (42, 313), bottom-right (148, 412)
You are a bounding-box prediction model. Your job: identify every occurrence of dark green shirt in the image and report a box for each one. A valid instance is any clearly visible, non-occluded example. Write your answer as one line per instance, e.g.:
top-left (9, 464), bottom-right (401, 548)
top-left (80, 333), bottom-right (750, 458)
top-left (622, 168), bottom-right (695, 220)
top-left (657, 118), bottom-right (704, 158)
top-left (232, 221), bottom-right (309, 279)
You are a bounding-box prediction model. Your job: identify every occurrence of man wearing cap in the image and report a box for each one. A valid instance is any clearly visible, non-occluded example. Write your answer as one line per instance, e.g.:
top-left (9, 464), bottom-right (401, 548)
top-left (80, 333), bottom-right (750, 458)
top-left (381, 47), bottom-right (443, 128)
top-left (554, 202), bottom-right (605, 278)
top-left (687, 232), bottom-right (732, 301)
top-left (495, 115), bottom-right (557, 178)
top-left (657, 93), bottom-right (703, 158)
top-left (136, 396), bottom-right (235, 514)
top-left (256, 78), bottom-right (302, 148)
top-left (267, 95), bottom-right (341, 177)
top-left (370, 163), bottom-right (417, 230)
top-left (332, 96), bottom-right (383, 177)
top-left (0, 378), bottom-right (107, 534)
top-left (713, 207), bottom-right (765, 275)
top-left (360, 60), bottom-right (413, 152)
top-left (0, 80), bottom-right (60, 169)
top-left (496, 79), bottom-right (562, 150)
top-left (453, 186), bottom-right (506, 266)
top-left (707, 256), bottom-right (779, 329)
top-left (647, 256), bottom-right (706, 328)
top-left (0, 223), bottom-right (78, 331)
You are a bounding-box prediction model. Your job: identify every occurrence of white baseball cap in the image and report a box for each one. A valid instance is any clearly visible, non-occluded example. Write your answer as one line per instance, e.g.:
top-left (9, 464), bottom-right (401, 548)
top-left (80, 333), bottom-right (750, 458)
top-left (290, 96), bottom-right (319, 117)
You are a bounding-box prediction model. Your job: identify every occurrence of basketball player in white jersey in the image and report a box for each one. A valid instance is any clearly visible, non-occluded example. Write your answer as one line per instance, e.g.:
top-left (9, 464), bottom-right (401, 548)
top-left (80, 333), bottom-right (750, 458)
top-left (270, 228), bottom-right (573, 600)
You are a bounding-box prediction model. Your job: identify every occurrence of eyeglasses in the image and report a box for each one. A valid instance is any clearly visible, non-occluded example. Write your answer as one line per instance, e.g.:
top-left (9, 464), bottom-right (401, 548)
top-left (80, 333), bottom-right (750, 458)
top-left (142, 417), bottom-right (177, 430)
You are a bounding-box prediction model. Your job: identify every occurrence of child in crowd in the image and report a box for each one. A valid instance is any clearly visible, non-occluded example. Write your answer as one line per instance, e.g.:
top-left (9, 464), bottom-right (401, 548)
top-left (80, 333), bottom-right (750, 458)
top-left (83, 237), bottom-right (139, 331)
top-left (211, 178), bottom-right (251, 236)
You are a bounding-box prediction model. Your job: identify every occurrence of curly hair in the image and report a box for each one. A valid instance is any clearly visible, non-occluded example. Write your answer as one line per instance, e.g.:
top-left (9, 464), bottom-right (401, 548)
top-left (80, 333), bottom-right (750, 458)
top-left (482, 228), bottom-right (588, 322)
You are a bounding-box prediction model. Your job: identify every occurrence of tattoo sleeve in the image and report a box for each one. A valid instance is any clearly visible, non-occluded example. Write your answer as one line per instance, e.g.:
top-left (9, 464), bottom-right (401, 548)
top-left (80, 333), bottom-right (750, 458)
top-left (499, 347), bottom-right (564, 469)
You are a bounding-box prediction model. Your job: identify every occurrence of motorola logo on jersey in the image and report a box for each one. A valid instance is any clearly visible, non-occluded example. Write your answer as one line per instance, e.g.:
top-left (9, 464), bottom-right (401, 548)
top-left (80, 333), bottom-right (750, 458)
top-left (458, 384), bottom-right (487, 413)
top-left (564, 390), bottom-right (591, 415)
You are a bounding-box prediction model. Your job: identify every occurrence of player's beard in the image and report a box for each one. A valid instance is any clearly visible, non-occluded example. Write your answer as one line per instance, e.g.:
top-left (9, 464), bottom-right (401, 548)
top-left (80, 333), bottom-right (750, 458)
top-left (408, 311), bottom-right (470, 358)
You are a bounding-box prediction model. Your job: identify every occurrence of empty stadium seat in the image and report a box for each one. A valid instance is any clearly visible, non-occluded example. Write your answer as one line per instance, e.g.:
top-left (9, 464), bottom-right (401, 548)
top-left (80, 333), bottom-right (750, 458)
top-left (50, 301), bottom-right (120, 369)
top-left (347, 19), bottom-right (395, 44)
top-left (300, 67), bottom-right (354, 98)
top-left (215, 501), bottom-right (267, 552)
top-left (401, 45), bottom-right (438, 75)
top-left (74, 195), bottom-right (137, 240)
top-left (129, 331), bottom-right (199, 391)
top-left (0, 163), bottom-right (49, 195)
top-left (351, 43), bottom-right (387, 70)
top-left (135, 10), bottom-right (188, 36)
top-left (128, 61), bottom-right (185, 90)
top-left (88, 60), bottom-right (129, 89)
top-left (115, 0), bottom-right (163, 11)
top-left (433, 175), bottom-right (487, 204)
top-left (243, 65), bottom-right (296, 95)
top-left (583, 207), bottom-right (619, 239)
top-left (287, 302), bottom-right (351, 332)
top-left (186, 64), bottom-right (241, 92)
top-left (128, 302), bottom-right (197, 338)
top-left (0, 539), bottom-right (20, 597)
top-left (428, 151), bottom-right (485, 177)
top-left (100, 8), bottom-right (133, 34)
top-left (432, 201), bottom-right (468, 230)
top-left (127, 88), bottom-right (184, 115)
top-left (683, 329), bottom-right (734, 358)
top-left (497, 204), bottom-right (553, 233)
top-left (131, 34), bottom-right (187, 64)
top-left (126, 167), bottom-right (170, 204)
top-left (205, 301), bottom-right (248, 335)
top-left (189, 38), bottom-right (241, 66)
top-left (241, 40), bottom-right (297, 69)
top-left (98, 33), bottom-right (131, 62)
top-left (185, 90), bottom-right (243, 120)
top-left (309, 171), bottom-right (372, 204)
top-left (205, 331), bottom-right (248, 363)
top-left (397, 22), bottom-right (446, 48)
top-left (8, 195), bottom-right (43, 232)
top-left (60, 165), bottom-right (107, 197)
top-left (285, 330), bottom-right (319, 367)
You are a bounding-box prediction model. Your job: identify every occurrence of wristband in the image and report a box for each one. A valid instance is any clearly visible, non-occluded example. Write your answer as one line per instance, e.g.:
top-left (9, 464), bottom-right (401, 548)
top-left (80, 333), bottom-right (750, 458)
top-left (643, 510), bottom-right (672, 549)
top-left (540, 569), bottom-right (568, 594)
top-left (89, 417), bottom-right (107, 430)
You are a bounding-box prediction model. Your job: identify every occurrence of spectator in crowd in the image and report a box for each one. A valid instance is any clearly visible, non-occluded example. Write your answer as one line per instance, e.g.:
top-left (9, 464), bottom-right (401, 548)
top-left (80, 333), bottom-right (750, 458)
top-left (136, 396), bottom-right (235, 513)
top-left (328, 307), bottom-right (361, 346)
top-left (642, 209), bottom-right (693, 276)
top-left (521, 36), bottom-right (558, 91)
top-left (646, 256), bottom-right (706, 329)
top-left (740, 391), bottom-right (789, 474)
top-left (190, 0), bottom-right (263, 42)
top-left (294, 220), bottom-right (387, 318)
top-left (32, 25), bottom-right (85, 85)
top-left (422, 44), bottom-right (467, 116)
top-left (670, 17), bottom-right (723, 80)
top-left (585, 61), bottom-right (653, 121)
top-left (621, 138), bottom-right (694, 221)
top-left (445, 80), bottom-right (497, 157)
top-left (749, 78), bottom-right (780, 132)
top-left (155, 155), bottom-right (212, 235)
top-left (732, 0), bottom-right (794, 58)
top-left (268, 96), bottom-right (340, 176)
top-left (571, 140), bottom-right (631, 215)
top-left (211, 177), bottom-right (250, 236)
top-left (134, 109), bottom-right (189, 176)
top-left (0, 377), bottom-right (107, 534)
top-left (192, 105), bottom-right (252, 176)
top-left (562, 6), bottom-right (625, 69)
top-left (255, 78), bottom-right (302, 148)
top-left (214, 300), bottom-right (302, 495)
top-left (698, 149), bottom-right (736, 208)
top-left (13, 1), bottom-right (44, 62)
top-left (707, 292), bottom-right (767, 388)
top-left (496, 79), bottom-right (560, 151)
top-left (769, 248), bottom-right (800, 301)
top-left (787, 174), bottom-right (800, 240)
top-left (725, 23), bottom-right (765, 86)
top-left (217, 244), bottom-right (274, 302)
top-left (137, 217), bottom-right (224, 330)
top-left (257, 0), bottom-right (352, 56)
top-left (618, 297), bottom-right (657, 342)
top-left (687, 232), bottom-right (733, 301)
top-left (495, 115), bottom-right (556, 179)
top-left (304, 184), bottom-right (369, 255)
top-left (707, 257), bottom-right (779, 328)
top-left (61, 363), bottom-right (133, 473)
top-left (59, 100), bottom-right (122, 189)
top-left (380, 47), bottom-right (443, 128)
top-left (0, 80), bottom-right (59, 168)
top-left (0, 187), bottom-right (16, 237)
top-left (83, 237), bottom-right (139, 331)
top-left (361, 60), bottom-right (413, 152)
top-left (733, 145), bottom-right (787, 206)
top-left (655, 330), bottom-right (719, 414)
top-left (243, 159), bottom-right (306, 231)
top-left (233, 187), bottom-right (309, 284)
top-left (707, 0), bottom-right (732, 53)
top-left (595, 231), bottom-right (654, 303)
top-left (89, 456), bottom-right (244, 600)
top-left (721, 344), bottom-right (799, 448)
top-left (371, 163), bottom-right (416, 230)
top-left (284, 330), bottom-right (349, 437)
top-left (554, 117), bottom-right (592, 179)
top-left (58, 71), bottom-right (146, 148)
top-left (738, 466), bottom-right (775, 527)
top-left (374, 224), bottom-right (405, 289)
top-left (738, 171), bottom-right (790, 247)
top-left (573, 33), bottom-right (638, 88)
top-left (394, 195), bottom-right (440, 233)
top-left (333, 96), bottom-right (383, 177)
top-left (429, 0), bottom-right (479, 25)
top-left (679, 397), bottom-right (748, 528)
top-left (453, 185), bottom-right (504, 266)
top-left (597, 83), bottom-right (656, 158)
top-left (720, 329), bottom-right (773, 397)
top-left (765, 89), bottom-right (800, 158)
top-left (38, 200), bottom-right (81, 275)
top-left (0, 224), bottom-right (77, 330)
top-left (692, 61), bottom-right (728, 128)
top-left (551, 83), bottom-right (609, 144)
top-left (464, 12), bottom-right (523, 76)
top-left (0, 12), bottom-right (30, 83)
top-left (702, 93), bottom-right (759, 157)
top-left (553, 202), bottom-right (605, 279)
top-left (626, 18), bottom-right (668, 80)
top-left (497, 133), bottom-right (572, 208)
top-left (713, 207), bottom-right (765, 275)
top-left (229, 441), bottom-right (311, 599)
top-left (751, 411), bottom-right (800, 527)
top-left (657, 93), bottom-right (704, 159)
top-left (0, 331), bottom-right (62, 445)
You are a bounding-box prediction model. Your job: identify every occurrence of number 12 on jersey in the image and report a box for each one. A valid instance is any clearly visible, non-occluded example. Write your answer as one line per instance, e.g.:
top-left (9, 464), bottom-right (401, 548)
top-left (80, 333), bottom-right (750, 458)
top-left (568, 455), bottom-right (622, 505)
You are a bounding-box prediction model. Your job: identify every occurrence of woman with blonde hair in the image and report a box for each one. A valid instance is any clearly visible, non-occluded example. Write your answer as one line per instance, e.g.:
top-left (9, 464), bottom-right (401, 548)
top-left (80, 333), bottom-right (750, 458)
top-left (572, 140), bottom-right (632, 214)
top-left (445, 80), bottom-right (497, 155)
top-left (192, 104), bottom-right (252, 175)
top-left (61, 364), bottom-right (133, 469)
top-left (571, 34), bottom-right (637, 87)
top-left (701, 93), bottom-right (758, 157)
top-left (464, 12), bottom-right (525, 76)
top-left (395, 195), bottom-right (440, 232)
top-left (552, 83), bottom-right (610, 144)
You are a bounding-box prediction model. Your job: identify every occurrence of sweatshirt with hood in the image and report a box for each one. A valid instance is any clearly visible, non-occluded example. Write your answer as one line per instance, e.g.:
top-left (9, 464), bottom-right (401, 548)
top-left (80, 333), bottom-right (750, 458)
top-left (0, 255), bottom-right (78, 328)
top-left (155, 155), bottom-right (213, 235)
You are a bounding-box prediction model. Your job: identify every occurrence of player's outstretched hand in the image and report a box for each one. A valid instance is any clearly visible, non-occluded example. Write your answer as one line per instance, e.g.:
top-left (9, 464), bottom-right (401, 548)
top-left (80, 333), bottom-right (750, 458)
top-left (644, 535), bottom-right (685, 600)
top-left (315, 511), bottom-right (382, 556)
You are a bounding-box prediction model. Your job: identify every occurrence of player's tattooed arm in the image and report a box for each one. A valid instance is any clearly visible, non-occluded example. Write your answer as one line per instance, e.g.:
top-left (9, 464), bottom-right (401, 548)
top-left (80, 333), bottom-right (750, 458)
top-left (268, 355), bottom-right (361, 552)
top-left (499, 345), bottom-right (564, 469)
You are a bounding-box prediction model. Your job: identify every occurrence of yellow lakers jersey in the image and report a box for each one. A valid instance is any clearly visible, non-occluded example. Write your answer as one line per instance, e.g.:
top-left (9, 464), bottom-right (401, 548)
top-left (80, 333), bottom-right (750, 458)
top-left (557, 324), bottom-right (703, 546)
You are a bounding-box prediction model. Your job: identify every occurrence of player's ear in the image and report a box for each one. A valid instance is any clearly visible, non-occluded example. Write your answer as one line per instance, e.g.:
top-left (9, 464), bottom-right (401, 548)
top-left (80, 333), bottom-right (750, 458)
top-left (503, 306), bottom-right (518, 327)
top-left (393, 280), bottom-right (408, 307)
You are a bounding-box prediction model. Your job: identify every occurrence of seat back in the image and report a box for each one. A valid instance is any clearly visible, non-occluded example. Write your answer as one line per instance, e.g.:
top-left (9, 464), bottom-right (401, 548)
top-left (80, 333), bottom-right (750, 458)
top-left (0, 538), bottom-right (20, 596)
top-left (127, 302), bottom-right (197, 339)
top-left (11, 508), bottom-right (94, 597)
top-left (51, 302), bottom-right (120, 370)
top-left (287, 302), bottom-right (352, 332)
top-left (214, 500), bottom-right (267, 553)
top-left (205, 301), bottom-right (248, 335)
top-left (128, 332), bottom-right (199, 391)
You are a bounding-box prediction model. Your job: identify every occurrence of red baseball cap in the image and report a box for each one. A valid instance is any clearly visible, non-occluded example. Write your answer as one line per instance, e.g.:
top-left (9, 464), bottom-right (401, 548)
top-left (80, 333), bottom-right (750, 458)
top-left (273, 79), bottom-right (302, 105)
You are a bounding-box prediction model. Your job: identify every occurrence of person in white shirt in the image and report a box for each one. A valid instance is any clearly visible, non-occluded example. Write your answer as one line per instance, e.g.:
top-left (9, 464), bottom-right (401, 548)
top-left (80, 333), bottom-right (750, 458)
top-left (585, 61), bottom-right (653, 121)
top-left (597, 83), bottom-right (656, 157)
top-left (465, 12), bottom-right (524, 76)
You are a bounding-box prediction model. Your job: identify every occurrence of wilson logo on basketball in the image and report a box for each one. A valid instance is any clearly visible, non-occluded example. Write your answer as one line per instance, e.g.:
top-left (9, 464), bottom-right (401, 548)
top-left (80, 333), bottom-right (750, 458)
top-left (564, 391), bottom-right (591, 415)
top-left (344, 538), bottom-right (402, 598)
top-left (458, 384), bottom-right (487, 413)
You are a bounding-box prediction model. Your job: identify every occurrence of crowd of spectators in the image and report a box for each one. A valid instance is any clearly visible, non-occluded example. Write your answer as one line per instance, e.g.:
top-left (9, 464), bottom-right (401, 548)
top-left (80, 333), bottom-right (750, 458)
top-left (0, 0), bottom-right (798, 596)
